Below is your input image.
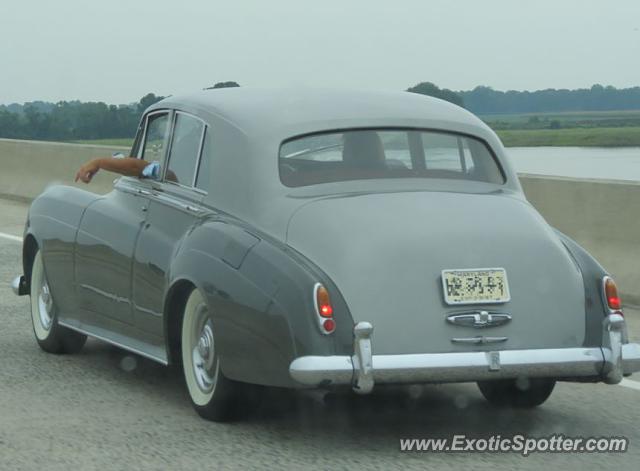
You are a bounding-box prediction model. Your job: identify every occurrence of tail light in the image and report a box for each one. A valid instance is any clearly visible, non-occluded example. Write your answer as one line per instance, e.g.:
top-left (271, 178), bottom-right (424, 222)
top-left (314, 283), bottom-right (335, 334)
top-left (603, 276), bottom-right (623, 312)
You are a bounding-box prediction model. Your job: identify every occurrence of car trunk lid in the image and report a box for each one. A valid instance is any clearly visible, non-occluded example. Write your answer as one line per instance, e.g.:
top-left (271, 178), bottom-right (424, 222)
top-left (286, 190), bottom-right (586, 355)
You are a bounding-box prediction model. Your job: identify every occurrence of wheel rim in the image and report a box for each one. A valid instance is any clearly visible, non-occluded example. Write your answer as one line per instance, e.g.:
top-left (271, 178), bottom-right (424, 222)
top-left (38, 281), bottom-right (53, 330)
top-left (191, 306), bottom-right (217, 394)
top-left (30, 251), bottom-right (55, 341)
top-left (182, 289), bottom-right (219, 406)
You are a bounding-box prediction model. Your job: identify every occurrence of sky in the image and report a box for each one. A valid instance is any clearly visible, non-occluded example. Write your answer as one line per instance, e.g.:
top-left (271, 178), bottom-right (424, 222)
top-left (1, 0), bottom-right (639, 105)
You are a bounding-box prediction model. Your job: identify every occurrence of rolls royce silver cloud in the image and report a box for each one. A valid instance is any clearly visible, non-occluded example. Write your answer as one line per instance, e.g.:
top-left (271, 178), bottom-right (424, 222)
top-left (12, 88), bottom-right (640, 421)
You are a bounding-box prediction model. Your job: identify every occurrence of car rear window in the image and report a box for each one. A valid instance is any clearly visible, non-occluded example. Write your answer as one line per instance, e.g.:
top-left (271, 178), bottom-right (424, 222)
top-left (279, 129), bottom-right (505, 187)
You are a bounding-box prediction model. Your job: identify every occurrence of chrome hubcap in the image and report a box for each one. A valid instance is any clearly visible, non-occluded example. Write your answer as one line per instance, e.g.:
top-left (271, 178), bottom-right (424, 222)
top-left (191, 306), bottom-right (216, 394)
top-left (38, 281), bottom-right (53, 330)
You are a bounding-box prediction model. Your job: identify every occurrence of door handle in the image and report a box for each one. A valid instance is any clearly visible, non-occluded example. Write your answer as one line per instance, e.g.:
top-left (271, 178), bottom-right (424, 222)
top-left (137, 189), bottom-right (152, 196)
top-left (185, 205), bottom-right (202, 214)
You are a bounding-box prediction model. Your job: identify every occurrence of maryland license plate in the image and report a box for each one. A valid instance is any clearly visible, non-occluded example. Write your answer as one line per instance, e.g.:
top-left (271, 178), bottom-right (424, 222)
top-left (441, 268), bottom-right (510, 305)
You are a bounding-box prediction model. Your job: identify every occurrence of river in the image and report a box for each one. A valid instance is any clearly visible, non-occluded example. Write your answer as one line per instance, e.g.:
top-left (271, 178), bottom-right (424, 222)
top-left (507, 147), bottom-right (640, 182)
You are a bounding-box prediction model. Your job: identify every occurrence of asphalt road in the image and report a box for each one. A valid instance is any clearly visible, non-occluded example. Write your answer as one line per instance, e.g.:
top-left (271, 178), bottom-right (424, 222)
top-left (1, 198), bottom-right (639, 471)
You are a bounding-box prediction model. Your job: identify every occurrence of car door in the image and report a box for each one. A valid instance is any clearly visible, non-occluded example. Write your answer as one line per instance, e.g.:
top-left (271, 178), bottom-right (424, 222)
top-left (74, 111), bottom-right (171, 327)
top-left (132, 111), bottom-right (209, 337)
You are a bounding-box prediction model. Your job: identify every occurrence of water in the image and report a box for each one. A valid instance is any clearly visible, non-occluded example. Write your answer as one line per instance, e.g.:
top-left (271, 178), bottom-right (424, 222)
top-left (507, 147), bottom-right (640, 182)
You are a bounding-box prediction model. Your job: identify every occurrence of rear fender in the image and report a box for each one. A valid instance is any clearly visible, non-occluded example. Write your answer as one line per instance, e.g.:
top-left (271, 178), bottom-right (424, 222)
top-left (554, 229), bottom-right (610, 347)
top-left (165, 219), bottom-right (353, 387)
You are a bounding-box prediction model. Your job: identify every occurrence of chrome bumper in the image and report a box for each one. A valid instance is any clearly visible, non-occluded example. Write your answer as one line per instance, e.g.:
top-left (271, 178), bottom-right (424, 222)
top-left (289, 318), bottom-right (640, 394)
top-left (11, 275), bottom-right (28, 296)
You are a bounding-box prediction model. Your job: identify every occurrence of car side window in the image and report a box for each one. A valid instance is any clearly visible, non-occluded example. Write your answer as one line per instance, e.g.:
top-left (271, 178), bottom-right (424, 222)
top-left (166, 113), bottom-right (205, 186)
top-left (141, 113), bottom-right (169, 163)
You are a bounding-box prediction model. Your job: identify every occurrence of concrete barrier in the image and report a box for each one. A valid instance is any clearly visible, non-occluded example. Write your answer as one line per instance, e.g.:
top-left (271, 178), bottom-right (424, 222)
top-left (0, 138), bottom-right (129, 201)
top-left (1, 139), bottom-right (638, 304)
top-left (520, 174), bottom-right (640, 305)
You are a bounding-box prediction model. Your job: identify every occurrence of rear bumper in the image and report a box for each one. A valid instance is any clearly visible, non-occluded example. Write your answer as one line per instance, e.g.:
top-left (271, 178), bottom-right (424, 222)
top-left (289, 319), bottom-right (640, 394)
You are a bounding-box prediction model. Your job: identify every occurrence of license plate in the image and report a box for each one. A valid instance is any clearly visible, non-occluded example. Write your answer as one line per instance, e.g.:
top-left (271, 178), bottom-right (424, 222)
top-left (441, 268), bottom-right (510, 305)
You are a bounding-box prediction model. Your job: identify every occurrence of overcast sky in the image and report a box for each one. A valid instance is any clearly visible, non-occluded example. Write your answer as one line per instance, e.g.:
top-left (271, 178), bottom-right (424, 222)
top-left (1, 0), bottom-right (639, 105)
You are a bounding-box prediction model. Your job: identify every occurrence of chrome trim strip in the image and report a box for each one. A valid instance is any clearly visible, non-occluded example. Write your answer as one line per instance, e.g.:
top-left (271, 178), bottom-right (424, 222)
top-left (58, 320), bottom-right (168, 365)
top-left (162, 180), bottom-right (209, 196)
top-left (79, 284), bottom-right (131, 305)
top-left (451, 336), bottom-right (508, 344)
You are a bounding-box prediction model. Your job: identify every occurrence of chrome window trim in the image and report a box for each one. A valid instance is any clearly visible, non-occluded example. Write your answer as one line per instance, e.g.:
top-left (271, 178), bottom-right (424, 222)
top-left (279, 127), bottom-right (507, 188)
top-left (138, 109), bottom-right (172, 161)
top-left (163, 111), bottom-right (208, 194)
top-left (193, 125), bottom-right (207, 189)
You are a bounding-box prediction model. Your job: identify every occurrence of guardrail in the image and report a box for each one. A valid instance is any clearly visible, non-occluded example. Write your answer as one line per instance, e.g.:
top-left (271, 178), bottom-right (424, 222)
top-left (1, 138), bottom-right (638, 304)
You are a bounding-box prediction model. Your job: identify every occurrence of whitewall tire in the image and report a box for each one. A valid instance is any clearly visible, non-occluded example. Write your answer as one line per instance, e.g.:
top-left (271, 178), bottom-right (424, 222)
top-left (181, 288), bottom-right (241, 421)
top-left (30, 250), bottom-right (86, 354)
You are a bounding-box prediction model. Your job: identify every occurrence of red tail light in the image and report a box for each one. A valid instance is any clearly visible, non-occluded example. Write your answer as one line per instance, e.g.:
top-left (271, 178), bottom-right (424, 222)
top-left (322, 318), bottom-right (336, 333)
top-left (603, 276), bottom-right (622, 311)
top-left (314, 283), bottom-right (335, 334)
top-left (316, 285), bottom-right (333, 317)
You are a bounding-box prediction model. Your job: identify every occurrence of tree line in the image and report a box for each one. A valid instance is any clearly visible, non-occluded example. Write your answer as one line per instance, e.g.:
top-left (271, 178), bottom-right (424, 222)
top-left (0, 81), bottom-right (239, 142)
top-left (1, 80), bottom-right (640, 142)
top-left (407, 82), bottom-right (640, 114)
top-left (0, 93), bottom-right (165, 141)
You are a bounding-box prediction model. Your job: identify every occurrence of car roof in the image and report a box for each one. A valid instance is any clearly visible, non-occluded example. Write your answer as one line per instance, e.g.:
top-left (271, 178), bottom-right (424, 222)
top-left (152, 87), bottom-right (495, 140)
top-left (148, 88), bottom-right (523, 241)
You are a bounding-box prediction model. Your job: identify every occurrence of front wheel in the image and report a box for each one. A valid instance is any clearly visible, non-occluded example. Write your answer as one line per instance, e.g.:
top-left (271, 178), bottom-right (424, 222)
top-left (181, 288), bottom-right (243, 421)
top-left (477, 378), bottom-right (556, 408)
top-left (30, 250), bottom-right (86, 354)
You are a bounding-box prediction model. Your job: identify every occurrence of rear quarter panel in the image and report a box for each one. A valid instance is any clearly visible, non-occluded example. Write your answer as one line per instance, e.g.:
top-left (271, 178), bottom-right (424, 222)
top-left (167, 217), bottom-right (353, 387)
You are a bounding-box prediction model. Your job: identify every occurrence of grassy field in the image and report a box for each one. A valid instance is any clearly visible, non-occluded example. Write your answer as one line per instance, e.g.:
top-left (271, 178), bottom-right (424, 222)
top-left (481, 110), bottom-right (640, 146)
top-left (480, 109), bottom-right (640, 127)
top-left (496, 126), bottom-right (640, 147)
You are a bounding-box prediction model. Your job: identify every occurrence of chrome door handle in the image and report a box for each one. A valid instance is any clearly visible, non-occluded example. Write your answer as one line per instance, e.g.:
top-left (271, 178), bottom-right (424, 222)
top-left (185, 205), bottom-right (202, 214)
top-left (137, 189), bottom-right (152, 196)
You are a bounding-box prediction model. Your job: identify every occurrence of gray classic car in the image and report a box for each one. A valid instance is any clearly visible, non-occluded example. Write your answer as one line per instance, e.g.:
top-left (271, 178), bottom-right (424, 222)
top-left (12, 88), bottom-right (640, 421)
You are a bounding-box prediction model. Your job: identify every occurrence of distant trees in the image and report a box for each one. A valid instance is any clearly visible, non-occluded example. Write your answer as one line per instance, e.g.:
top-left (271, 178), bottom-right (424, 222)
top-left (460, 84), bottom-right (640, 114)
top-left (406, 82), bottom-right (640, 114)
top-left (205, 81), bottom-right (240, 89)
top-left (406, 82), bottom-right (464, 107)
top-left (0, 94), bottom-right (165, 141)
top-left (137, 93), bottom-right (165, 113)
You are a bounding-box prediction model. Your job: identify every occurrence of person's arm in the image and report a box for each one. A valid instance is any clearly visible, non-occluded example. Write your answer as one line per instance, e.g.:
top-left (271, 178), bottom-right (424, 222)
top-left (75, 157), bottom-right (150, 183)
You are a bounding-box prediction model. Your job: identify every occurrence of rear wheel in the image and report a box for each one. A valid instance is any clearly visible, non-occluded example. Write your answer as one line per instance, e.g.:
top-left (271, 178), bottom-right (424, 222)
top-left (181, 288), bottom-right (243, 421)
top-left (477, 378), bottom-right (556, 408)
top-left (30, 250), bottom-right (86, 354)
